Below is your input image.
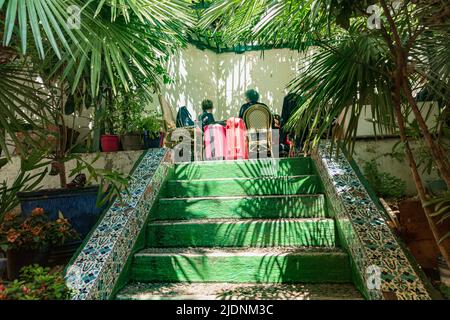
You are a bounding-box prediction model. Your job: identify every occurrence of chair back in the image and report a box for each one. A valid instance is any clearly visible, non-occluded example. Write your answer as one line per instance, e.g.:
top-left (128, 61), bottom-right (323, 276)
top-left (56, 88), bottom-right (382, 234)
top-left (243, 103), bottom-right (273, 131)
top-left (243, 104), bottom-right (273, 158)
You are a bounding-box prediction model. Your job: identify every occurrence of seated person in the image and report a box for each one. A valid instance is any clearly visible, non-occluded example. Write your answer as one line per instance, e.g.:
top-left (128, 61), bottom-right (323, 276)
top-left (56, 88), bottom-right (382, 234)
top-left (198, 99), bottom-right (216, 130)
top-left (273, 114), bottom-right (290, 156)
top-left (239, 89), bottom-right (268, 119)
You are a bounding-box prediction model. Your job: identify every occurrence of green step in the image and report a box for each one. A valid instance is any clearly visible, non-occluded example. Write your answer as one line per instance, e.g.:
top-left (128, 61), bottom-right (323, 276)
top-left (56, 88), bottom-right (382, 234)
top-left (115, 282), bottom-right (363, 300)
top-left (173, 157), bottom-right (314, 180)
top-left (146, 218), bottom-right (336, 248)
top-left (130, 247), bottom-right (351, 283)
top-left (164, 175), bottom-right (322, 197)
top-left (154, 194), bottom-right (326, 220)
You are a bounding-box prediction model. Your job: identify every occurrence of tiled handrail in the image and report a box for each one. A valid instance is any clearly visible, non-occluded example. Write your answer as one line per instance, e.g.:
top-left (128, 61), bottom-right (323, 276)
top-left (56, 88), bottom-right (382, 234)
top-left (312, 142), bottom-right (431, 300)
top-left (65, 148), bottom-right (171, 300)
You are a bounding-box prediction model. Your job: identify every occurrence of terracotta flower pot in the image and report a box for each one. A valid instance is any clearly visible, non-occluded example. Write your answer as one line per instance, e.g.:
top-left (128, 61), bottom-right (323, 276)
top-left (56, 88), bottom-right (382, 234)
top-left (6, 248), bottom-right (50, 280)
top-left (121, 134), bottom-right (143, 151)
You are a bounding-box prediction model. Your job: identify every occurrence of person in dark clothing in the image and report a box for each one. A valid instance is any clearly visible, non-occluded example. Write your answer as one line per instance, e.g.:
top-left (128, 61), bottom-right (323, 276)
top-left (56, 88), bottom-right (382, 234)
top-left (176, 106), bottom-right (195, 127)
top-left (198, 99), bottom-right (216, 130)
top-left (239, 89), bottom-right (268, 119)
top-left (280, 93), bottom-right (303, 152)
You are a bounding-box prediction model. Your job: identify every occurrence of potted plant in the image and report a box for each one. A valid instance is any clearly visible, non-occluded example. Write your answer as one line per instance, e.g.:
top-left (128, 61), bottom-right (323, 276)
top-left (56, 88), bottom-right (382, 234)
top-left (14, 85), bottom-right (128, 249)
top-left (99, 88), bottom-right (120, 152)
top-left (0, 208), bottom-right (78, 280)
top-left (0, 265), bottom-right (72, 300)
top-left (118, 95), bottom-right (144, 151)
top-left (120, 116), bottom-right (143, 151)
top-left (141, 115), bottom-right (162, 149)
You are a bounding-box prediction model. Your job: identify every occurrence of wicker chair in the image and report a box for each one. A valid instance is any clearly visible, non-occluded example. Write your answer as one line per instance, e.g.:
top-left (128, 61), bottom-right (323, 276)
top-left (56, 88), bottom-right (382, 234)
top-left (243, 104), bottom-right (273, 158)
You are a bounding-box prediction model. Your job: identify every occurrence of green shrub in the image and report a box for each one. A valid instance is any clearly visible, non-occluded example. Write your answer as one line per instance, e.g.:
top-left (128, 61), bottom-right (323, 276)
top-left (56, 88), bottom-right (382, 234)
top-left (363, 160), bottom-right (406, 199)
top-left (0, 265), bottom-right (72, 300)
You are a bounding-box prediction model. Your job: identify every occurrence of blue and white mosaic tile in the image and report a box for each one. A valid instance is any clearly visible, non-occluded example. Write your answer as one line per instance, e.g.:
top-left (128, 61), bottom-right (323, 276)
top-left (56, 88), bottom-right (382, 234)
top-left (312, 142), bottom-right (431, 300)
top-left (65, 148), bottom-right (171, 300)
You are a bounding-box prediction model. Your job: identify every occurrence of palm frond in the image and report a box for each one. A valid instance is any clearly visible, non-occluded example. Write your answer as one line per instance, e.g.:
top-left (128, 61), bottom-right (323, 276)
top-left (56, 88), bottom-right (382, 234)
top-left (285, 31), bottom-right (397, 154)
top-left (0, 62), bottom-right (51, 157)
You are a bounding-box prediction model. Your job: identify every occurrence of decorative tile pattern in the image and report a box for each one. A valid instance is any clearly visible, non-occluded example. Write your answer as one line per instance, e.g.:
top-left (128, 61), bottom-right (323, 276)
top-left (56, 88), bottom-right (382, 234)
top-left (65, 148), bottom-right (172, 300)
top-left (312, 143), bottom-right (431, 300)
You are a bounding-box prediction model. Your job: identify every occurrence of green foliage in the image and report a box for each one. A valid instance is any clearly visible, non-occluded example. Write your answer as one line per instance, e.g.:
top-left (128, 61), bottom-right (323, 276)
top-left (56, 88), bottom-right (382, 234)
top-left (440, 285), bottom-right (450, 300)
top-left (100, 87), bottom-right (158, 135)
top-left (140, 115), bottom-right (162, 139)
top-left (69, 154), bottom-right (130, 208)
top-left (424, 190), bottom-right (450, 243)
top-left (363, 160), bottom-right (406, 199)
top-left (284, 29), bottom-right (398, 154)
top-left (0, 152), bottom-right (49, 223)
top-left (0, 265), bottom-right (72, 300)
top-left (0, 208), bottom-right (79, 252)
top-left (200, 1), bottom-right (450, 157)
top-left (0, 0), bottom-right (193, 157)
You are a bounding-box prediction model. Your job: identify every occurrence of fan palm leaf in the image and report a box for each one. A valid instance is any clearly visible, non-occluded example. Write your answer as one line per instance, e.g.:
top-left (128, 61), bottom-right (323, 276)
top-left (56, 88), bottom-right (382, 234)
top-left (0, 62), bottom-right (51, 157)
top-left (285, 30), bottom-right (397, 154)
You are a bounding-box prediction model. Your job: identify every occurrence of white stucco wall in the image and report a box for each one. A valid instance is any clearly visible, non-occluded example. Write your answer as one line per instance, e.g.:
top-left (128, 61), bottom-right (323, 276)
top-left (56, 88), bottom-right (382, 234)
top-left (352, 138), bottom-right (441, 196)
top-left (0, 151), bottom-right (143, 190)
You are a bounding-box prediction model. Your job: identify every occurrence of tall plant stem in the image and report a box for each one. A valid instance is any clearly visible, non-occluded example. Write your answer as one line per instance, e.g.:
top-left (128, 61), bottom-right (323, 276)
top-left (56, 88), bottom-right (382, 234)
top-left (391, 75), bottom-right (450, 268)
top-left (379, 0), bottom-right (450, 187)
top-left (401, 80), bottom-right (450, 186)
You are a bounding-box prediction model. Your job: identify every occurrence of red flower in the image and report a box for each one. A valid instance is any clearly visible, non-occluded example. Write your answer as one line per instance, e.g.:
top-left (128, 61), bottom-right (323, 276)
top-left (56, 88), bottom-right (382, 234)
top-left (0, 284), bottom-right (5, 292)
top-left (31, 226), bottom-right (43, 236)
top-left (3, 211), bottom-right (18, 222)
top-left (31, 208), bottom-right (45, 217)
top-left (6, 229), bottom-right (20, 243)
top-left (22, 287), bottom-right (30, 294)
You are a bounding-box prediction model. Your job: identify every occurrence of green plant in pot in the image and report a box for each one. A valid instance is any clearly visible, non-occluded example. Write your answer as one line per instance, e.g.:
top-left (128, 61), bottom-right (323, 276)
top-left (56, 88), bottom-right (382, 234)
top-left (141, 115), bottom-right (162, 149)
top-left (14, 87), bottom-right (128, 251)
top-left (120, 117), bottom-right (144, 151)
top-left (99, 88), bottom-right (121, 153)
top-left (0, 265), bottom-right (72, 300)
top-left (0, 208), bottom-right (78, 280)
top-left (116, 93), bottom-right (145, 151)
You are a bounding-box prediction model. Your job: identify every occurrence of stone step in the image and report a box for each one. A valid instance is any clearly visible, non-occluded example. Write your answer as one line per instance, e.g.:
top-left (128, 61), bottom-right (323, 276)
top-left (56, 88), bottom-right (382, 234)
top-left (154, 194), bottom-right (326, 220)
top-left (130, 247), bottom-right (351, 283)
top-left (164, 175), bottom-right (322, 197)
top-left (173, 157), bottom-right (314, 180)
top-left (115, 282), bottom-right (363, 300)
top-left (146, 218), bottom-right (336, 248)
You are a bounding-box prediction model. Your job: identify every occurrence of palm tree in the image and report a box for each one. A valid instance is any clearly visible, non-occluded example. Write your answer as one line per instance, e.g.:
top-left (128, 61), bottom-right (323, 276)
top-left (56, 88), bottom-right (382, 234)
top-left (0, 0), bottom-right (193, 157)
top-left (199, 0), bottom-right (450, 267)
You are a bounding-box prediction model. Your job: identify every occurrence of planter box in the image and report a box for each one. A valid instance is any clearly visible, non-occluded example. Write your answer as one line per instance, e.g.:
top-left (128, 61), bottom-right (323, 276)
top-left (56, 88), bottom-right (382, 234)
top-left (0, 256), bottom-right (6, 280)
top-left (7, 248), bottom-right (50, 280)
top-left (100, 134), bottom-right (120, 152)
top-left (121, 134), bottom-right (143, 151)
top-left (17, 186), bottom-right (105, 239)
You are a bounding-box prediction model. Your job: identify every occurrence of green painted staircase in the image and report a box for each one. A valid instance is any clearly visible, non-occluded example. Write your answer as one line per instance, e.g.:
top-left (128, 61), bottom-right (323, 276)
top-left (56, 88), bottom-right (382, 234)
top-left (115, 158), bottom-right (363, 300)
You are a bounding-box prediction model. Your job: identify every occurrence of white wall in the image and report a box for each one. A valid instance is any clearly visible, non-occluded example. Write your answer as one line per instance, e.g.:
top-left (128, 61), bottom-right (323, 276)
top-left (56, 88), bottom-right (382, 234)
top-left (0, 151), bottom-right (143, 189)
top-left (345, 102), bottom-right (440, 137)
top-left (352, 138), bottom-right (441, 196)
top-left (161, 45), bottom-right (306, 121)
